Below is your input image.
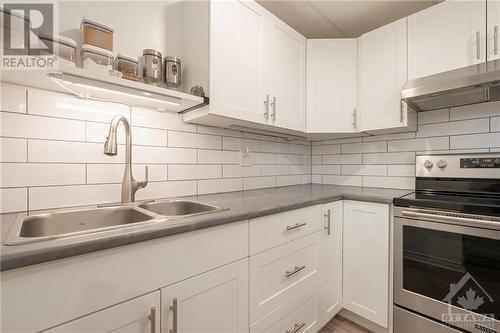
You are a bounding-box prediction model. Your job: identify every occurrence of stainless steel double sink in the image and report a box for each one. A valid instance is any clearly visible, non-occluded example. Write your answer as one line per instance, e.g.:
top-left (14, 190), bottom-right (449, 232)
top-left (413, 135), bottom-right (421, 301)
top-left (4, 200), bottom-right (227, 245)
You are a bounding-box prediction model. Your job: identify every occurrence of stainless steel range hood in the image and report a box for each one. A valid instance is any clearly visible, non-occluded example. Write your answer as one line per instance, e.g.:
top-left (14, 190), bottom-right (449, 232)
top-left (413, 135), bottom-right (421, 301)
top-left (401, 59), bottom-right (500, 112)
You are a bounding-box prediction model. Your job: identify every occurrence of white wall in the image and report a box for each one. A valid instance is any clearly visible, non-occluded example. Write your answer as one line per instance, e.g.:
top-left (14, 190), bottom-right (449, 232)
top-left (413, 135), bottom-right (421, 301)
top-left (0, 84), bottom-right (312, 214)
top-left (311, 102), bottom-right (500, 189)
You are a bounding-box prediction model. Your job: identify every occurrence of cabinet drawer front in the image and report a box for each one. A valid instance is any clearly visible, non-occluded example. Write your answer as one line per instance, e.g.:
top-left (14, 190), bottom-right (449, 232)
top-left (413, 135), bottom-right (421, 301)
top-left (250, 282), bottom-right (321, 333)
top-left (250, 232), bottom-right (322, 323)
top-left (250, 205), bottom-right (322, 254)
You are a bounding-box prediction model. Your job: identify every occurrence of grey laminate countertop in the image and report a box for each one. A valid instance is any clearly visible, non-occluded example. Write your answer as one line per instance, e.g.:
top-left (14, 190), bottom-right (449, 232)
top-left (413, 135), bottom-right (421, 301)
top-left (0, 184), bottom-right (411, 271)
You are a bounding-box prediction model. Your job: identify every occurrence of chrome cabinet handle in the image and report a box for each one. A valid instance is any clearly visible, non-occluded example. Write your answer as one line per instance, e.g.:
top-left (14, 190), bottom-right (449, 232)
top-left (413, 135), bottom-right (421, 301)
top-left (264, 94), bottom-right (270, 120)
top-left (285, 265), bottom-right (306, 278)
top-left (352, 108), bottom-right (357, 129)
top-left (286, 222), bottom-right (307, 231)
top-left (169, 298), bottom-right (178, 333)
top-left (324, 209), bottom-right (331, 236)
top-left (476, 31), bottom-right (481, 60)
top-left (286, 322), bottom-right (306, 333)
top-left (148, 307), bottom-right (156, 333)
top-left (495, 25), bottom-right (498, 56)
top-left (271, 96), bottom-right (276, 121)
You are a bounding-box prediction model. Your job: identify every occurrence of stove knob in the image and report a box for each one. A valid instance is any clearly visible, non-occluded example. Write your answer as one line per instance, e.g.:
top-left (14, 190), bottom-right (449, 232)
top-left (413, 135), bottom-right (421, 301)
top-left (424, 160), bottom-right (433, 169)
top-left (437, 159), bottom-right (448, 169)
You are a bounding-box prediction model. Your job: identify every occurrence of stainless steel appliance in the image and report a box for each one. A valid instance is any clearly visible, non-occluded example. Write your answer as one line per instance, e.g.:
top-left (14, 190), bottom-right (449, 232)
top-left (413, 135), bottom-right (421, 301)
top-left (393, 154), bottom-right (500, 333)
top-left (141, 49), bottom-right (163, 86)
top-left (164, 56), bottom-right (181, 88)
top-left (402, 59), bottom-right (500, 112)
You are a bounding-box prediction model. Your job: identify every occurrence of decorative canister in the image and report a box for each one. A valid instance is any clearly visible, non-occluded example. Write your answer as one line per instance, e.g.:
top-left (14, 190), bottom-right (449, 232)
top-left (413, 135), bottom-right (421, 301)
top-left (164, 56), bottom-right (181, 88)
top-left (141, 49), bottom-right (162, 86)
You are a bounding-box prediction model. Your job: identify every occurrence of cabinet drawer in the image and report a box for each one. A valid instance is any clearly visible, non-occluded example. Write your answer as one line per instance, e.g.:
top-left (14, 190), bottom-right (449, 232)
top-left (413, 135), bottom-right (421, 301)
top-left (250, 205), bottom-right (322, 254)
top-left (250, 231), bottom-right (322, 323)
top-left (250, 281), bottom-right (321, 333)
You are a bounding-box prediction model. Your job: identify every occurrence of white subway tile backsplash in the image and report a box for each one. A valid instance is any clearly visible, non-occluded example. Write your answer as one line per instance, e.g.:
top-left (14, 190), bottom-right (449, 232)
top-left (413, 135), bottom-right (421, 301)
top-left (1, 84), bottom-right (26, 114)
top-left (312, 144), bottom-right (341, 155)
top-left (341, 141), bottom-right (387, 153)
top-left (261, 164), bottom-right (289, 176)
top-left (363, 152), bottom-right (415, 164)
top-left (198, 150), bottom-right (239, 164)
top-left (243, 176), bottom-right (275, 190)
top-left (322, 175), bottom-right (362, 187)
top-left (0, 138), bottom-right (27, 162)
top-left (85, 123), bottom-right (168, 146)
top-left (1, 112), bottom-right (85, 141)
top-left (288, 164), bottom-right (309, 175)
top-left (322, 154), bottom-right (362, 165)
top-left (491, 117), bottom-right (500, 132)
top-left (311, 155), bottom-right (322, 165)
top-left (223, 165), bottom-right (260, 178)
top-left (197, 125), bottom-right (242, 138)
top-left (289, 144), bottom-right (311, 155)
top-left (135, 181), bottom-right (197, 200)
top-left (450, 101), bottom-right (500, 120)
top-left (1, 163), bottom-right (85, 187)
top-left (168, 131), bottom-right (221, 149)
top-left (342, 164), bottom-right (387, 176)
top-left (312, 175), bottom-right (322, 184)
top-left (28, 89), bottom-right (129, 122)
top-left (28, 140), bottom-right (125, 163)
top-left (417, 109), bottom-right (449, 124)
top-left (362, 132), bottom-right (415, 142)
top-left (168, 165), bottom-right (221, 180)
top-left (388, 137), bottom-right (449, 152)
top-left (276, 175), bottom-right (301, 187)
top-left (260, 141), bottom-right (289, 154)
top-left (450, 132), bottom-right (500, 149)
top-left (312, 165), bottom-right (341, 175)
top-left (322, 137), bottom-right (362, 145)
top-left (222, 137), bottom-right (260, 152)
top-left (198, 178), bottom-right (242, 195)
top-left (133, 146), bottom-right (196, 164)
top-left (276, 154), bottom-right (306, 165)
top-left (251, 152), bottom-right (276, 164)
top-left (86, 164), bottom-right (167, 184)
top-left (388, 165), bottom-right (416, 177)
top-left (1, 187), bottom-right (27, 213)
top-left (417, 118), bottom-right (489, 138)
top-left (363, 176), bottom-right (414, 190)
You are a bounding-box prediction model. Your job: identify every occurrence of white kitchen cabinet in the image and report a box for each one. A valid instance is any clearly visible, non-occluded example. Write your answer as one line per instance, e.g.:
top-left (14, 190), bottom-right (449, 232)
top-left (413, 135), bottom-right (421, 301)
top-left (357, 18), bottom-right (412, 133)
top-left (343, 201), bottom-right (389, 328)
top-left (161, 259), bottom-right (249, 333)
top-left (306, 39), bottom-right (357, 133)
top-left (265, 18), bottom-right (306, 131)
top-left (44, 292), bottom-right (160, 333)
top-left (488, 0), bottom-right (500, 60)
top-left (408, 1), bottom-right (486, 79)
top-left (209, 0), bottom-right (267, 125)
top-left (321, 201), bottom-right (343, 326)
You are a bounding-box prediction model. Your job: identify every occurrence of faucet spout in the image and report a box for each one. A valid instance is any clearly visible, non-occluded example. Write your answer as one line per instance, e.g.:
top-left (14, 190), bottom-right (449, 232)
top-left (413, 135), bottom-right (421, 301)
top-left (103, 115), bottom-right (148, 203)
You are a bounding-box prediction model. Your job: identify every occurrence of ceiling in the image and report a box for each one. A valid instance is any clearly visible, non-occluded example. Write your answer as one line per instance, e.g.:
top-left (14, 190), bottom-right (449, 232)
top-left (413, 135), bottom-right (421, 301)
top-left (256, 0), bottom-right (440, 38)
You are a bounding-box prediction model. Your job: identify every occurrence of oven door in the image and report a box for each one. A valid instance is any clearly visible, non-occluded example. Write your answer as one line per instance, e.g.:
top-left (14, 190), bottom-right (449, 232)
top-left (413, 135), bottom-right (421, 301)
top-left (394, 209), bottom-right (500, 333)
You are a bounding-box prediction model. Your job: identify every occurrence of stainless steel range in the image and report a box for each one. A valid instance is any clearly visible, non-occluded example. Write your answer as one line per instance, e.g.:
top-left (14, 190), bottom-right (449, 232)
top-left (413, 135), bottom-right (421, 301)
top-left (393, 154), bottom-right (500, 333)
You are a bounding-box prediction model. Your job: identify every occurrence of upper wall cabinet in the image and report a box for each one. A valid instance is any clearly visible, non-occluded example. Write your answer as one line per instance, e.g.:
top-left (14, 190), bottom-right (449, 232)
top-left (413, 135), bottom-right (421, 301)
top-left (182, 0), bottom-right (306, 135)
top-left (357, 18), bottom-right (414, 133)
top-left (306, 39), bottom-right (357, 133)
top-left (488, 0), bottom-right (500, 61)
top-left (408, 1), bottom-right (486, 80)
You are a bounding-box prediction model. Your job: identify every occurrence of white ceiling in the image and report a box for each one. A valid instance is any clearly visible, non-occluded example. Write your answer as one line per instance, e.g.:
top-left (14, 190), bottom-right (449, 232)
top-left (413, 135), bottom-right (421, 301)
top-left (256, 0), bottom-right (440, 38)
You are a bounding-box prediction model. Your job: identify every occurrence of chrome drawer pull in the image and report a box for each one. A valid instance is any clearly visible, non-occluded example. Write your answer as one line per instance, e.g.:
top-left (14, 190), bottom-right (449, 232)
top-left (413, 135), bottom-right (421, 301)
top-left (286, 222), bottom-right (307, 231)
top-left (286, 322), bottom-right (306, 333)
top-left (148, 307), bottom-right (156, 333)
top-left (285, 265), bottom-right (306, 278)
top-left (169, 298), bottom-right (178, 333)
top-left (324, 209), bottom-right (331, 236)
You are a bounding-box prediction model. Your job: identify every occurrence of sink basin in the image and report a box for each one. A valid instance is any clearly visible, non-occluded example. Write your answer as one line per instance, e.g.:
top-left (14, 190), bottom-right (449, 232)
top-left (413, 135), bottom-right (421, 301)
top-left (139, 200), bottom-right (227, 217)
top-left (5, 206), bottom-right (155, 245)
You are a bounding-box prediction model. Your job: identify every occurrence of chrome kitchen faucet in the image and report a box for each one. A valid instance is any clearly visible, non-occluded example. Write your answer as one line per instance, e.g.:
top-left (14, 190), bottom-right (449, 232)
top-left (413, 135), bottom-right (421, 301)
top-left (104, 115), bottom-right (148, 203)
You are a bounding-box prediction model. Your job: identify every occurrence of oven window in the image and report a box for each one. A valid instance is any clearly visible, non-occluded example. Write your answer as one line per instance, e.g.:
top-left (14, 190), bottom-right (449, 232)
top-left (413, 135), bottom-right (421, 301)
top-left (403, 226), bottom-right (500, 319)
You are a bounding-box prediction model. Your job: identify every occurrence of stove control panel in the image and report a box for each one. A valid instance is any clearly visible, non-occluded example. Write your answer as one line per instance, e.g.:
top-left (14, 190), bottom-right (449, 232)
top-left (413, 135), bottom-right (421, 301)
top-left (416, 154), bottom-right (500, 178)
top-left (460, 157), bottom-right (500, 168)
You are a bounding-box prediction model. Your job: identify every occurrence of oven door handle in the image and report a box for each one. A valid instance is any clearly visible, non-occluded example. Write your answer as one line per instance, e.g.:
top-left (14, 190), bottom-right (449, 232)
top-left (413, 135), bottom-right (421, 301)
top-left (402, 209), bottom-right (500, 230)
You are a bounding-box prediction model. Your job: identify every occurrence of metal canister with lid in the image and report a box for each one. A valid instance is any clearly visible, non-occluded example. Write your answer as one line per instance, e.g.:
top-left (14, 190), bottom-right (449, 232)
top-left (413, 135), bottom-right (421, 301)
top-left (141, 49), bottom-right (162, 86)
top-left (164, 56), bottom-right (181, 88)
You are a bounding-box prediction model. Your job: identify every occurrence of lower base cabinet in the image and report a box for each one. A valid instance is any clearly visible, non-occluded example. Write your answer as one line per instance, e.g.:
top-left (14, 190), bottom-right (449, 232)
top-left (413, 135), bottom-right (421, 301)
top-left (342, 200), bottom-right (390, 328)
top-left (250, 282), bottom-right (322, 333)
top-left (44, 291), bottom-right (161, 333)
top-left (161, 258), bottom-right (249, 333)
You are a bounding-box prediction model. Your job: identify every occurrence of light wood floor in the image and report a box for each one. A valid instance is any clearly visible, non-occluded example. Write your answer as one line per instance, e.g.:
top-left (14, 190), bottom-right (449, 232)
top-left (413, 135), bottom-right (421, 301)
top-left (319, 316), bottom-right (373, 333)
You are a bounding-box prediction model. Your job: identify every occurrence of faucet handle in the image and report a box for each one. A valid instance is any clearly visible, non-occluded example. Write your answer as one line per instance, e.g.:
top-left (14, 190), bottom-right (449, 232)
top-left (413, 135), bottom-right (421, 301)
top-left (137, 166), bottom-right (149, 189)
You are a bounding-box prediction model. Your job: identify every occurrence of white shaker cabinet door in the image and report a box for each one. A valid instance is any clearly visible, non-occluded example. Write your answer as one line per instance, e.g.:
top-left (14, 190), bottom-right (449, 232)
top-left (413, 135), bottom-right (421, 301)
top-left (210, 0), bottom-right (267, 124)
top-left (321, 201), bottom-right (343, 326)
top-left (44, 292), bottom-right (160, 333)
top-left (488, 0), bottom-right (500, 60)
top-left (306, 39), bottom-right (357, 133)
top-left (408, 0), bottom-right (486, 79)
top-left (357, 18), bottom-right (407, 132)
top-left (265, 18), bottom-right (306, 132)
top-left (343, 201), bottom-right (390, 328)
top-left (161, 258), bottom-right (249, 333)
